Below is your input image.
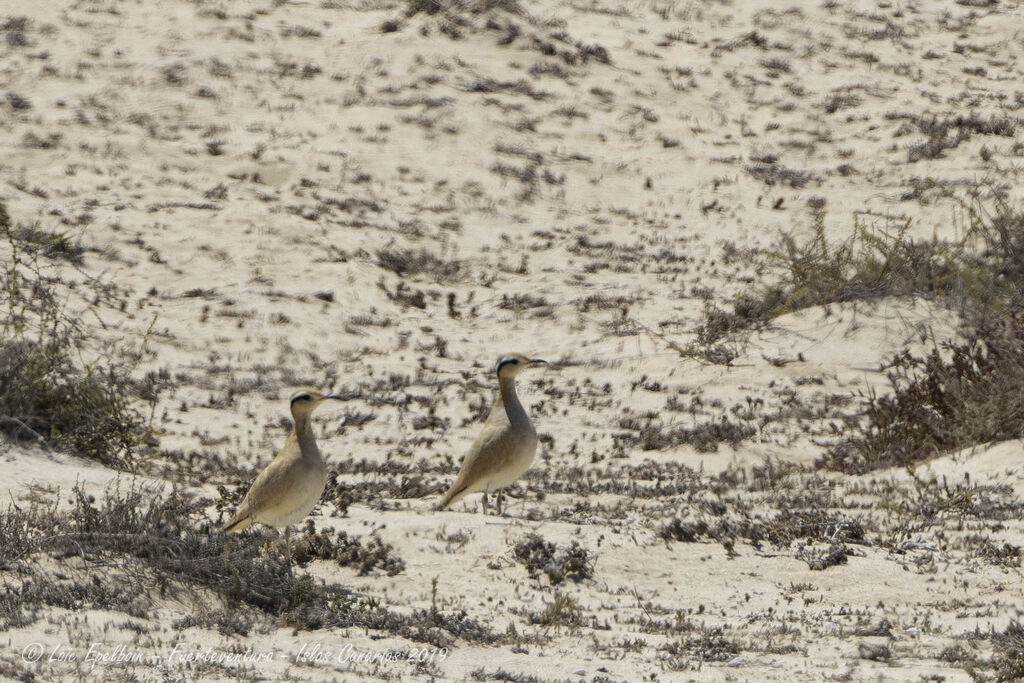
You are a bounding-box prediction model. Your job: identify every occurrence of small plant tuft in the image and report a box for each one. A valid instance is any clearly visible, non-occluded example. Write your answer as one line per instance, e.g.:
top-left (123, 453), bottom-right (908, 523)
top-left (376, 247), bottom-right (463, 282)
top-left (293, 520), bottom-right (406, 576)
top-left (512, 533), bottom-right (593, 584)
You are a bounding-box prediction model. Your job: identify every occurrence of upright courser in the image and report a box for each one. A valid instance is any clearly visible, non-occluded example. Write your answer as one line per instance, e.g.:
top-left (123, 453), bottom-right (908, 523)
top-left (438, 353), bottom-right (547, 514)
top-left (223, 388), bottom-right (343, 565)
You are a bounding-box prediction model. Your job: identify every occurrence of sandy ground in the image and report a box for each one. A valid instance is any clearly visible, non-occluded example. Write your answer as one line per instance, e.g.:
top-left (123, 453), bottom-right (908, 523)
top-left (2, 0), bottom-right (1024, 680)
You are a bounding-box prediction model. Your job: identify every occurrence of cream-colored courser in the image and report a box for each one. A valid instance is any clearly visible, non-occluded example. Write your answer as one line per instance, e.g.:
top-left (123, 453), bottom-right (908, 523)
top-left (223, 389), bottom-right (343, 562)
top-left (438, 353), bottom-right (547, 513)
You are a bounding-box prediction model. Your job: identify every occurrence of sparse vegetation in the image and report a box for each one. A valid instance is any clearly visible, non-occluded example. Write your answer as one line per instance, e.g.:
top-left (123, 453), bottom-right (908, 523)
top-left (745, 162), bottom-right (816, 188)
top-left (292, 520), bottom-right (406, 576)
top-left (992, 621), bottom-right (1024, 681)
top-left (9, 224), bottom-right (84, 263)
top-left (797, 543), bottom-right (849, 570)
top-left (825, 310), bottom-right (1024, 473)
top-left (0, 204), bottom-right (149, 468)
top-left (512, 533), bottom-right (593, 585)
top-left (889, 112), bottom-right (1017, 163)
top-left (0, 482), bottom-right (493, 645)
top-left (694, 198), bottom-right (1024, 356)
top-left (403, 0), bottom-right (522, 18)
top-left (528, 591), bottom-right (583, 628)
top-left (752, 212), bottom-right (971, 318)
top-left (617, 412), bottom-right (756, 452)
top-left (376, 247), bottom-right (463, 282)
top-left (3, 1), bottom-right (1024, 677)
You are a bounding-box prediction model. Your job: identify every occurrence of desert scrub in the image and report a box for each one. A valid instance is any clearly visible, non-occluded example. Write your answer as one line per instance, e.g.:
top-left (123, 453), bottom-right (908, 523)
top-left (404, 0), bottom-right (522, 17)
top-left (768, 213), bottom-right (968, 310)
top-left (0, 482), bottom-right (494, 645)
top-left (292, 520), bottom-right (406, 576)
top-left (992, 621), bottom-right (1024, 681)
top-left (824, 310), bottom-right (1024, 473)
top-left (0, 203), bottom-right (148, 468)
top-left (512, 533), bottom-right (593, 584)
top-left (617, 412), bottom-right (756, 452)
top-left (0, 340), bottom-right (143, 467)
top-left (528, 591), bottom-right (583, 628)
top-left (661, 626), bottom-right (743, 666)
top-left (704, 197), bottom-right (1024, 347)
top-left (9, 223), bottom-right (84, 264)
top-left (943, 620), bottom-right (1024, 681)
top-left (966, 197), bottom-right (1024, 309)
top-left (658, 505), bottom-right (866, 557)
top-left (684, 216), bottom-right (967, 364)
top-left (729, 213), bottom-right (969, 333)
top-left (376, 247), bottom-right (462, 282)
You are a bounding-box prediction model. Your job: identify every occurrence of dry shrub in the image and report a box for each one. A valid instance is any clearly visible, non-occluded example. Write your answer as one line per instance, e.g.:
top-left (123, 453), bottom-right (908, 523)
top-left (0, 203), bottom-right (147, 468)
top-left (0, 482), bottom-right (495, 645)
top-left (404, 0), bottom-right (522, 16)
top-left (620, 414), bottom-right (756, 453)
top-left (824, 310), bottom-right (1024, 473)
top-left (771, 215), bottom-right (967, 309)
top-left (993, 621), bottom-right (1024, 681)
top-left (901, 112), bottom-right (1016, 163)
top-left (701, 199), bottom-right (1023, 347)
top-left (376, 247), bottom-right (462, 282)
top-left (691, 213), bottom-right (978, 363)
top-left (292, 520), bottom-right (406, 576)
top-left (512, 533), bottom-right (593, 585)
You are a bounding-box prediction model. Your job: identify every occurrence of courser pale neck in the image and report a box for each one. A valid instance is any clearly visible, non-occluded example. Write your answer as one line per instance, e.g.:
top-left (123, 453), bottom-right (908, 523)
top-left (497, 375), bottom-right (529, 424)
top-left (293, 414), bottom-right (320, 458)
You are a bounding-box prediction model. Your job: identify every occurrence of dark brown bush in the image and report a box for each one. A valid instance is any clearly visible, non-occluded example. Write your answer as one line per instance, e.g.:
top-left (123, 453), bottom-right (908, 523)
top-left (0, 203), bottom-right (147, 468)
top-left (824, 310), bottom-right (1024, 473)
